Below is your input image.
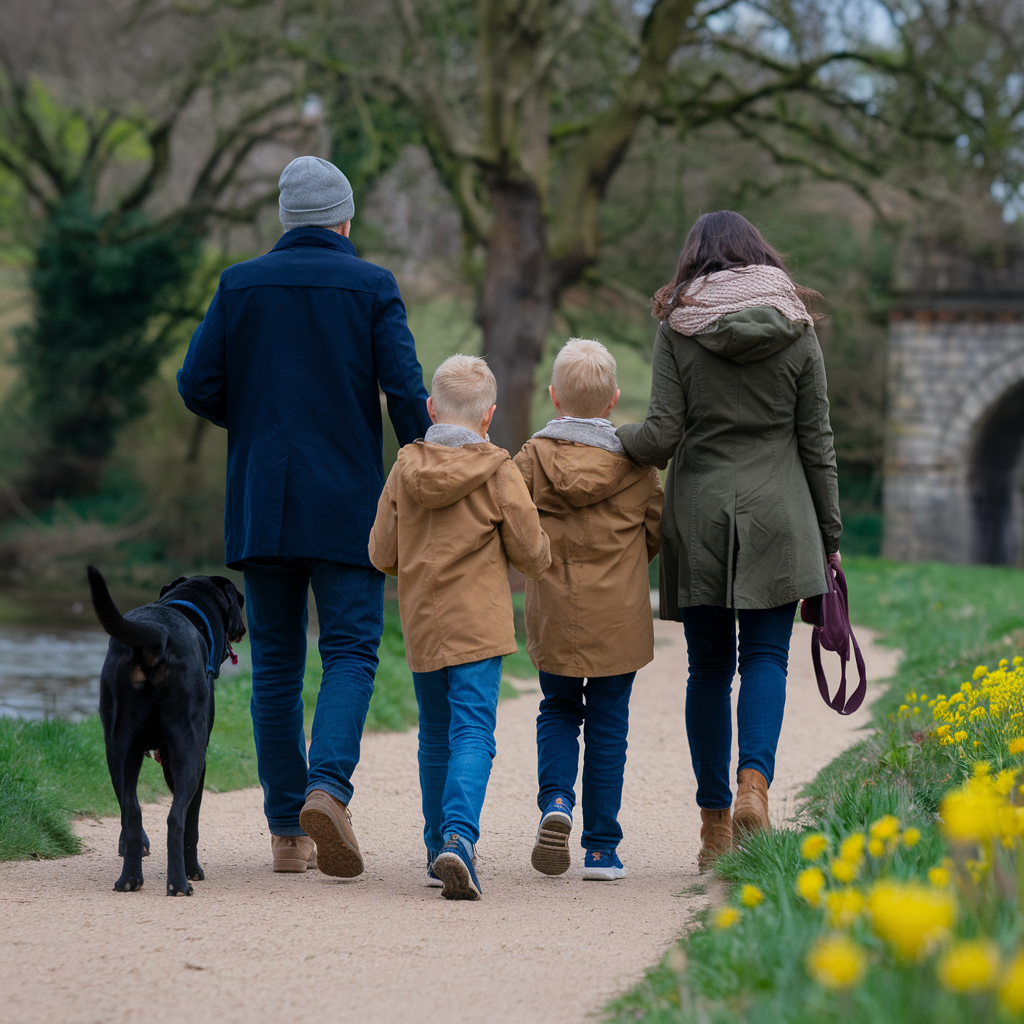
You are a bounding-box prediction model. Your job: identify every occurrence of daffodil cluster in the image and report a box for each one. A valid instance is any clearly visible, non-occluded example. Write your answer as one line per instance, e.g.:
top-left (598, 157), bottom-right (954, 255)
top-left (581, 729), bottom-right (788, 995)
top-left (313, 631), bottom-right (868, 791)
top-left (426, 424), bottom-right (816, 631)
top-left (899, 657), bottom-right (1024, 760)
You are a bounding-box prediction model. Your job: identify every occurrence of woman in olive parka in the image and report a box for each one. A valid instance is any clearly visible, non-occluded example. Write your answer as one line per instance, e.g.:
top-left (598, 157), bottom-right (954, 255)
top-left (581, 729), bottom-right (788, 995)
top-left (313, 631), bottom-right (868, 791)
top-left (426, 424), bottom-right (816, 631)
top-left (617, 211), bottom-right (842, 872)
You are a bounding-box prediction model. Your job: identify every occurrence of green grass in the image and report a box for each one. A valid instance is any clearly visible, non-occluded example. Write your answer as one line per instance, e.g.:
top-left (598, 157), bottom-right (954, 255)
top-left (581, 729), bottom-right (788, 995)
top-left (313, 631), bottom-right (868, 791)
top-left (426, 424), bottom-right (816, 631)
top-left (608, 557), bottom-right (1024, 1024)
top-left (0, 600), bottom-right (534, 861)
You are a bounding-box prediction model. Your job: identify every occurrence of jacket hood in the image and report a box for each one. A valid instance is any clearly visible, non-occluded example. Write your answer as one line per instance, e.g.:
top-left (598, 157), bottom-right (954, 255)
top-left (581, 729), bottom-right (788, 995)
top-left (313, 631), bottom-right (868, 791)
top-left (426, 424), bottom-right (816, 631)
top-left (533, 439), bottom-right (650, 507)
top-left (692, 307), bottom-right (809, 364)
top-left (397, 440), bottom-right (508, 509)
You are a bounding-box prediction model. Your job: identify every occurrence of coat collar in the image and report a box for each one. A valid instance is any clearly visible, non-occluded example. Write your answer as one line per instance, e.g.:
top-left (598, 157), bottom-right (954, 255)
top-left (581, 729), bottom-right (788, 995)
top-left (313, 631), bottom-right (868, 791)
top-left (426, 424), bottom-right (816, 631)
top-left (271, 227), bottom-right (358, 257)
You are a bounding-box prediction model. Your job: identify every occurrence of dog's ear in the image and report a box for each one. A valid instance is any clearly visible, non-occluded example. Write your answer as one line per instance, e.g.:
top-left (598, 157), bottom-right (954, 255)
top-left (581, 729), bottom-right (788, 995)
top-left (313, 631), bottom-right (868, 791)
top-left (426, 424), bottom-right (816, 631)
top-left (210, 576), bottom-right (246, 641)
top-left (159, 576), bottom-right (189, 598)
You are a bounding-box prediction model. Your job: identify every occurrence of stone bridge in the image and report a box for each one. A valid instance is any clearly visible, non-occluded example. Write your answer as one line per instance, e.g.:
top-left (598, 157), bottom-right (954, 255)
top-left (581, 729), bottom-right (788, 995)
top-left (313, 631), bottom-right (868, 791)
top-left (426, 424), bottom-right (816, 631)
top-left (883, 248), bottom-right (1024, 566)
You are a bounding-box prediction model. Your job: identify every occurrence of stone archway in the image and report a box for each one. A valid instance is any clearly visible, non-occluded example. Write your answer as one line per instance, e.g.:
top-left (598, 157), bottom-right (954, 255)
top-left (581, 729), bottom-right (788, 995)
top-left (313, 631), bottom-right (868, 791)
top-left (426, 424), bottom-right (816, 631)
top-left (969, 380), bottom-right (1024, 565)
top-left (882, 243), bottom-right (1024, 565)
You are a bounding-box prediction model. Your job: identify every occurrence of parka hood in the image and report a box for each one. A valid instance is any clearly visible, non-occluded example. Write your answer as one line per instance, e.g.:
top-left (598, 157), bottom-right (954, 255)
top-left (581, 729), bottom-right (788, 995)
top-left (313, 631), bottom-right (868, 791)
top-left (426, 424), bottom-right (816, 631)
top-left (692, 307), bottom-right (810, 364)
top-left (397, 440), bottom-right (509, 509)
top-left (532, 438), bottom-right (650, 508)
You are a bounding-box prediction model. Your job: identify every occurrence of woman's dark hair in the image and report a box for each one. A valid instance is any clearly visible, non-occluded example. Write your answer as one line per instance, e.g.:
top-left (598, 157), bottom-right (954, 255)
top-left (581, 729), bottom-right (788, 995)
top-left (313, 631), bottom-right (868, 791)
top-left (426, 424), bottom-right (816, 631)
top-left (653, 210), bottom-right (823, 320)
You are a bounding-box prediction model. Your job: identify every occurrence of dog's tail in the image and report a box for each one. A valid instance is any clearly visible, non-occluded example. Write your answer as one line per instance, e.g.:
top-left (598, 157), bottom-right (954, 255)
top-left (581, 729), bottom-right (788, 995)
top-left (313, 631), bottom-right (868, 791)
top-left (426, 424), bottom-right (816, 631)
top-left (87, 565), bottom-right (166, 650)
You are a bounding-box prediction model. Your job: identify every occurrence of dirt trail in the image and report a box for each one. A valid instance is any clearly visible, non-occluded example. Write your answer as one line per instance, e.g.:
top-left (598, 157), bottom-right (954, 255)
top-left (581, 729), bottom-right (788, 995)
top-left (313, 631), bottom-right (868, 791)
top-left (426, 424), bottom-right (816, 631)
top-left (0, 621), bottom-right (899, 1024)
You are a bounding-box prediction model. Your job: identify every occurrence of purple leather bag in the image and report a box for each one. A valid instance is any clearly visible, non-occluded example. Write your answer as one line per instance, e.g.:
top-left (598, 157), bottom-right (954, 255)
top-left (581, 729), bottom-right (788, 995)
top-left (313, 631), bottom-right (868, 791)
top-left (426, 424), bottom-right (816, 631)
top-left (799, 552), bottom-right (867, 715)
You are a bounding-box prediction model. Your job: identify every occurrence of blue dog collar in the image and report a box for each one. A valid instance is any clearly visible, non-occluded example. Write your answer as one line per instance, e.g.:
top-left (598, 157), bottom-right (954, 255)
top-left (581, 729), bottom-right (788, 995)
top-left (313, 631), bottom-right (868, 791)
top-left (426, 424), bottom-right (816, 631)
top-left (166, 599), bottom-right (219, 678)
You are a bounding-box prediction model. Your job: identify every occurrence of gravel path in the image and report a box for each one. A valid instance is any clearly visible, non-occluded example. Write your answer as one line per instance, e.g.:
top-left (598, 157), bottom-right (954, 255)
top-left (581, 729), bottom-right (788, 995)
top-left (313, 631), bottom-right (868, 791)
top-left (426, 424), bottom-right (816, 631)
top-left (0, 620), bottom-right (898, 1024)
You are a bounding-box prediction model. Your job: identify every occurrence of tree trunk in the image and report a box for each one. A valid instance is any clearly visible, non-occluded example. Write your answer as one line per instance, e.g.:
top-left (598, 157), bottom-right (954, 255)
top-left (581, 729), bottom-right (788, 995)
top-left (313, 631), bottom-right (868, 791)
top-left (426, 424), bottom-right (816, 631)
top-left (478, 178), bottom-right (552, 455)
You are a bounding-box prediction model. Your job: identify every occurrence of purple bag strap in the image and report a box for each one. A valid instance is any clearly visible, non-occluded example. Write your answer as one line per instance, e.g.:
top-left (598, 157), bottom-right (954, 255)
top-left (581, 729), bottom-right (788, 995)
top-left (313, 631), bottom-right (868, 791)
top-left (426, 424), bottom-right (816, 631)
top-left (811, 561), bottom-right (868, 716)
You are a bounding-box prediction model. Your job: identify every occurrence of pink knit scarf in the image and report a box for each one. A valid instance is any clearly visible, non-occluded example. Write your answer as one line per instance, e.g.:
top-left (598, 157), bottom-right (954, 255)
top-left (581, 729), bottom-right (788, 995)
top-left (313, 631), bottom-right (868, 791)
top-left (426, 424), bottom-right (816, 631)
top-left (665, 265), bottom-right (813, 337)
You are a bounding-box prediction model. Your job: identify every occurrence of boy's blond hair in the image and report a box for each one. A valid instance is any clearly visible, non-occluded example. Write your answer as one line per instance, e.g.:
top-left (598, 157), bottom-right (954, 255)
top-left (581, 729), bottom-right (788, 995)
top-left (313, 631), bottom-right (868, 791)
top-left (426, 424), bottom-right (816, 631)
top-left (551, 338), bottom-right (617, 418)
top-left (431, 354), bottom-right (497, 425)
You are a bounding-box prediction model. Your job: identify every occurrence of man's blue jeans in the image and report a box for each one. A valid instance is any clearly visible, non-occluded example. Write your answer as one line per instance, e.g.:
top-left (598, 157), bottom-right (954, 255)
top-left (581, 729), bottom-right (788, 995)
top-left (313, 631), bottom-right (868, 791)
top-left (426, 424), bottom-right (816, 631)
top-left (412, 657), bottom-right (502, 853)
top-left (536, 671), bottom-right (635, 851)
top-left (679, 603), bottom-right (797, 810)
top-left (243, 559), bottom-right (383, 835)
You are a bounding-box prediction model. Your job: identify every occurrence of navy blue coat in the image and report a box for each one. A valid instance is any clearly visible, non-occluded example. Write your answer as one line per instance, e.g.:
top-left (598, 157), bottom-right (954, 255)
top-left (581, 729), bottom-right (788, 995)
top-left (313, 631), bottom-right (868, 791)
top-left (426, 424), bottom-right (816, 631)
top-left (177, 227), bottom-right (431, 568)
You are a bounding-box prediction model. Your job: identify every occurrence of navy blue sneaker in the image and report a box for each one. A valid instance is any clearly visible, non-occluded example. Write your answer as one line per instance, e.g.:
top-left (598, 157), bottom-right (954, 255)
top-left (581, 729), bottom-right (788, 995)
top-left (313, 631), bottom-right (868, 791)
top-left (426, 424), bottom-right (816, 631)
top-left (531, 797), bottom-right (573, 875)
top-left (425, 850), bottom-right (443, 888)
top-left (432, 833), bottom-right (482, 900)
top-left (582, 849), bottom-right (626, 881)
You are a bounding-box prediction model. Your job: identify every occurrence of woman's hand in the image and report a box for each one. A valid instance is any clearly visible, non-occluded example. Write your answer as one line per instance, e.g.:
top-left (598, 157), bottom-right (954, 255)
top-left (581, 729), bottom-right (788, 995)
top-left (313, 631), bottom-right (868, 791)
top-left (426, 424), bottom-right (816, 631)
top-left (828, 550), bottom-right (841, 570)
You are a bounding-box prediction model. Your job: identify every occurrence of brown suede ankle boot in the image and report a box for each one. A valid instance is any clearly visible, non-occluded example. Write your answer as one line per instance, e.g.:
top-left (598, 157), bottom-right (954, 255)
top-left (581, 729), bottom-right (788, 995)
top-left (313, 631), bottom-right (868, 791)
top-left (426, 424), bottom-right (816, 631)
top-left (733, 769), bottom-right (771, 838)
top-left (697, 808), bottom-right (733, 873)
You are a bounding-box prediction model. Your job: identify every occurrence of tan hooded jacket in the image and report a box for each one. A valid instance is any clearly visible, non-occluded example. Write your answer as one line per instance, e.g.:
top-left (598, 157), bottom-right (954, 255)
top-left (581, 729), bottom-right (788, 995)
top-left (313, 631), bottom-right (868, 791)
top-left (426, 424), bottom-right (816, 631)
top-left (369, 439), bottom-right (551, 673)
top-left (514, 438), bottom-right (663, 678)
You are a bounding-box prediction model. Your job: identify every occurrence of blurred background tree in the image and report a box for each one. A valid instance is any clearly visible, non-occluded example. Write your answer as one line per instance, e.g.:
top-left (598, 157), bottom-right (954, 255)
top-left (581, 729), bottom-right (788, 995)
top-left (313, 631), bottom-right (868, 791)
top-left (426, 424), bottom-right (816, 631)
top-left (0, 0), bottom-right (1022, 600)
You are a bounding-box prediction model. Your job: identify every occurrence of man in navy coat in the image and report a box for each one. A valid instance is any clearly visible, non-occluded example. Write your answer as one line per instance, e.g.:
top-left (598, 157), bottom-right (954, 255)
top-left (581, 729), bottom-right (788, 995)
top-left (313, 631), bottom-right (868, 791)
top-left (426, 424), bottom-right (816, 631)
top-left (178, 156), bottom-right (431, 877)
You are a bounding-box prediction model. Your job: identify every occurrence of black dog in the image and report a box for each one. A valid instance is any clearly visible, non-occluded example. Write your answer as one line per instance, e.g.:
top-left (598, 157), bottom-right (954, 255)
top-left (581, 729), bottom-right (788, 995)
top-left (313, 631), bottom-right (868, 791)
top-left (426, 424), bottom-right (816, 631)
top-left (87, 566), bottom-right (245, 896)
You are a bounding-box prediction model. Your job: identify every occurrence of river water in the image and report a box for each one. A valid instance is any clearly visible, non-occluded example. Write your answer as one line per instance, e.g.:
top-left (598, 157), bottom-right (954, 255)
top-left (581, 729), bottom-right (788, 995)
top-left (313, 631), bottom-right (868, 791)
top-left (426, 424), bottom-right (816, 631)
top-left (0, 627), bottom-right (111, 721)
top-left (0, 627), bottom-right (250, 722)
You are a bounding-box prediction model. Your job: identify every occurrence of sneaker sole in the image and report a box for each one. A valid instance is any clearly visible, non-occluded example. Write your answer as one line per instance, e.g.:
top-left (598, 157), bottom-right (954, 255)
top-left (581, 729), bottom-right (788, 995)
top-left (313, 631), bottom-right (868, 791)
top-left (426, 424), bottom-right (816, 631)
top-left (433, 852), bottom-right (481, 900)
top-left (425, 876), bottom-right (444, 888)
top-left (531, 811), bottom-right (572, 876)
top-left (581, 867), bottom-right (627, 881)
top-left (298, 807), bottom-right (364, 878)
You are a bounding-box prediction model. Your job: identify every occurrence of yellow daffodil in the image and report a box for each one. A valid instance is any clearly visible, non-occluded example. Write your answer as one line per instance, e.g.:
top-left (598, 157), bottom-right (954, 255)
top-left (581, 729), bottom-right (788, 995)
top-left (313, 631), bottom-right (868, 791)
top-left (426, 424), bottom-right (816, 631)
top-left (806, 934), bottom-right (867, 990)
top-left (839, 833), bottom-right (866, 862)
top-left (796, 867), bottom-right (826, 907)
top-left (866, 882), bottom-right (955, 960)
top-left (903, 827), bottom-right (921, 847)
top-left (800, 833), bottom-right (829, 861)
top-left (712, 906), bottom-right (740, 930)
top-left (869, 816), bottom-right (900, 841)
top-left (829, 858), bottom-right (859, 884)
top-left (938, 940), bottom-right (1000, 993)
top-left (1010, 737), bottom-right (1024, 754)
top-left (739, 884), bottom-right (764, 908)
top-left (867, 838), bottom-right (885, 858)
top-left (928, 866), bottom-right (950, 887)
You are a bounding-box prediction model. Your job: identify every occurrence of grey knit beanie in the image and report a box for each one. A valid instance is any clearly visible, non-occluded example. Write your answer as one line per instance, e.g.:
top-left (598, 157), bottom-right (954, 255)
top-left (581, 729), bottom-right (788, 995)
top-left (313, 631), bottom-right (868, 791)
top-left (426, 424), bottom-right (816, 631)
top-left (278, 156), bottom-right (355, 231)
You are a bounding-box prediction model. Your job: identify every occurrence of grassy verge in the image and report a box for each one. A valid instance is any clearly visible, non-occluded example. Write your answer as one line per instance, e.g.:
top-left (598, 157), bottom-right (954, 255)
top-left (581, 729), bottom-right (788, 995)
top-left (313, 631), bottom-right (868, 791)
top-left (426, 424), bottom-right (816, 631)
top-left (609, 557), bottom-right (1024, 1024)
top-left (0, 598), bottom-right (534, 861)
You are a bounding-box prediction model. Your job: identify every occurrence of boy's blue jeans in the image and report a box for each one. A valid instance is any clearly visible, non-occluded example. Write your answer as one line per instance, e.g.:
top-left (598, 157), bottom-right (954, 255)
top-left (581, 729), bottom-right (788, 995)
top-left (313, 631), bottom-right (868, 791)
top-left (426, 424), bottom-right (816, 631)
top-left (536, 671), bottom-right (636, 851)
top-left (679, 603), bottom-right (797, 810)
top-left (243, 559), bottom-right (383, 835)
top-left (413, 656), bottom-right (503, 853)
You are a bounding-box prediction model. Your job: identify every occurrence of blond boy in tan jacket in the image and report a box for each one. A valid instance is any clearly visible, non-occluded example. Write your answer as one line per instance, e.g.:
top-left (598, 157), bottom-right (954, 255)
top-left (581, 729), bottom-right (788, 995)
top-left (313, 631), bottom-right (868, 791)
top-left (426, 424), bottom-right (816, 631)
top-left (514, 339), bottom-right (663, 881)
top-left (369, 355), bottom-right (550, 900)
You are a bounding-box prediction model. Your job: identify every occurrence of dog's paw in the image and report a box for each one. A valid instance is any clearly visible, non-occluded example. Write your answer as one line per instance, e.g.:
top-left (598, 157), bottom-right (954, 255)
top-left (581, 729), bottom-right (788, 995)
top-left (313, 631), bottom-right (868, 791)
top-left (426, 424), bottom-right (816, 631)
top-left (114, 874), bottom-right (144, 892)
top-left (167, 881), bottom-right (194, 897)
top-left (186, 864), bottom-right (205, 882)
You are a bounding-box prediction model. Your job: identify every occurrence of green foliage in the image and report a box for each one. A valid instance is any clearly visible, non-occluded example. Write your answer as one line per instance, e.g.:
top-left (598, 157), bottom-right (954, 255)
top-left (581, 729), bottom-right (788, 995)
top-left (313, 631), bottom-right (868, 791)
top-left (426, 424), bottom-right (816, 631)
top-left (14, 192), bottom-right (199, 494)
top-left (609, 558), bottom-right (1024, 1024)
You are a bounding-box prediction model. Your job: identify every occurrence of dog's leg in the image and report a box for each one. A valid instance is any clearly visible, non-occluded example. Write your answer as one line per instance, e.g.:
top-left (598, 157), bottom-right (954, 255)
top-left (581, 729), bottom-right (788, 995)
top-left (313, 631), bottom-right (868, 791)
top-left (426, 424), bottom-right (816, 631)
top-left (163, 742), bottom-right (203, 896)
top-left (183, 762), bottom-right (206, 882)
top-left (112, 747), bottom-right (147, 892)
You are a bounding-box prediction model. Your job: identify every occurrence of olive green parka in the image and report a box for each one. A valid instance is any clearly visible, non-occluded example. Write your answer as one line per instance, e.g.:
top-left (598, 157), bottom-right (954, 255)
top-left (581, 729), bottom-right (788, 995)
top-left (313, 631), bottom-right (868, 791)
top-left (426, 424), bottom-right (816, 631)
top-left (616, 307), bottom-right (841, 617)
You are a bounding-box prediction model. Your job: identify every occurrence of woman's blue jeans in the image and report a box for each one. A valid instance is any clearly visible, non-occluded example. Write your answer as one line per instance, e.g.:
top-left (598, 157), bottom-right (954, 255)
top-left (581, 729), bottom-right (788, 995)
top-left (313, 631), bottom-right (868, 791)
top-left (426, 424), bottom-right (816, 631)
top-left (413, 657), bottom-right (503, 853)
top-left (243, 559), bottom-right (383, 835)
top-left (679, 603), bottom-right (797, 810)
top-left (536, 671), bottom-right (635, 851)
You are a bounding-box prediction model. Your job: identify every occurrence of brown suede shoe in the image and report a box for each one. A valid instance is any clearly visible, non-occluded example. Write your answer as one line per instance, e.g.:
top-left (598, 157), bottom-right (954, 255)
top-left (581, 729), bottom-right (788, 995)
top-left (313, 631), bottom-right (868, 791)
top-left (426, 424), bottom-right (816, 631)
top-left (733, 768), bottom-right (771, 838)
top-left (299, 790), bottom-right (364, 878)
top-left (271, 834), bottom-right (318, 873)
top-left (697, 808), bottom-right (733, 873)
